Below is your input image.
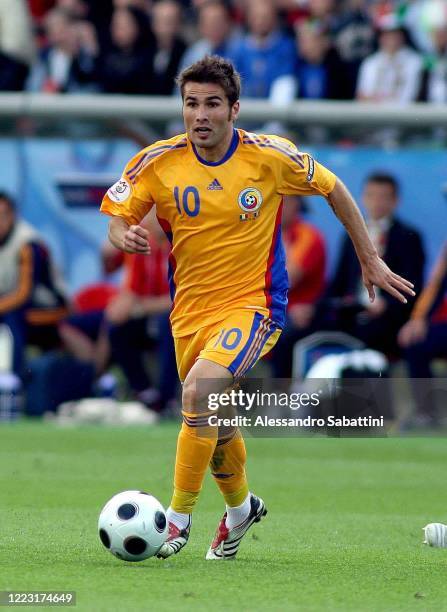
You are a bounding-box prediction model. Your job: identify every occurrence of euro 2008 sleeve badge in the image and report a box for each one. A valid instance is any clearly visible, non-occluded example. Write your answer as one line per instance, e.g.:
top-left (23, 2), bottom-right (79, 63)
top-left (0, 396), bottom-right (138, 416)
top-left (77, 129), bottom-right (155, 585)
top-left (107, 178), bottom-right (131, 204)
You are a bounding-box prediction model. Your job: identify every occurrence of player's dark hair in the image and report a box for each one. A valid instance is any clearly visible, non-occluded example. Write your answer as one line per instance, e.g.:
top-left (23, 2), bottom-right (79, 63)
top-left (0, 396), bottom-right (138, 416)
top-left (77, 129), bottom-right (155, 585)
top-left (365, 172), bottom-right (399, 195)
top-left (0, 191), bottom-right (16, 212)
top-left (176, 55), bottom-right (241, 106)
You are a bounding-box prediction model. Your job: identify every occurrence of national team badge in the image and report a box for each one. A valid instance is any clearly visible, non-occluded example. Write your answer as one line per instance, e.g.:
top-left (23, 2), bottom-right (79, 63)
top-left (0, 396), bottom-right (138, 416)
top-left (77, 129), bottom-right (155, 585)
top-left (238, 187), bottom-right (263, 221)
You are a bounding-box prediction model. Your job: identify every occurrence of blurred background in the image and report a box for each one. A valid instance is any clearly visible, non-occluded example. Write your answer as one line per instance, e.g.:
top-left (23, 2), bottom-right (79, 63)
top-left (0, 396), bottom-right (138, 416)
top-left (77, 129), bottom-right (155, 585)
top-left (0, 0), bottom-right (446, 428)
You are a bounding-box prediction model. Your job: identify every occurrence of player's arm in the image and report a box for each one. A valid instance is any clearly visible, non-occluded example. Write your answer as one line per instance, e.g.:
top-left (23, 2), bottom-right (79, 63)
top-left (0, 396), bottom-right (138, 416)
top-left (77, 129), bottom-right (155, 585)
top-left (326, 178), bottom-right (415, 304)
top-left (100, 151), bottom-right (156, 254)
top-left (275, 139), bottom-right (414, 303)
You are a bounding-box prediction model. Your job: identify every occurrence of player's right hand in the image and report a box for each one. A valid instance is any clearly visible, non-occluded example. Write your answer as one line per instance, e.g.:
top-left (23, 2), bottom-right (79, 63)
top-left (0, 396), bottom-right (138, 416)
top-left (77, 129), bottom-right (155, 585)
top-left (123, 225), bottom-right (151, 254)
top-left (361, 255), bottom-right (415, 304)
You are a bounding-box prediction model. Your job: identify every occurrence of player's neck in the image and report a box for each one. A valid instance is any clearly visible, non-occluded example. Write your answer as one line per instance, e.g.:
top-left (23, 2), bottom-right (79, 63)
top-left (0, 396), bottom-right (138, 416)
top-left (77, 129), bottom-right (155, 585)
top-left (194, 128), bottom-right (235, 163)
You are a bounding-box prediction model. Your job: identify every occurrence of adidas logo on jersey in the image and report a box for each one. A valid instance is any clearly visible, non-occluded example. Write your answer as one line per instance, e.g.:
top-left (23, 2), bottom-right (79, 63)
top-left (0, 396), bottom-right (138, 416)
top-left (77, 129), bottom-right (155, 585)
top-left (207, 178), bottom-right (223, 190)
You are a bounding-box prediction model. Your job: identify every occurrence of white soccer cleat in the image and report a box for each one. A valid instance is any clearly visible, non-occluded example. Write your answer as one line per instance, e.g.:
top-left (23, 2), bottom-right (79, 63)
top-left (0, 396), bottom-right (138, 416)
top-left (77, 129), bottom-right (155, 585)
top-left (156, 518), bottom-right (191, 559)
top-left (206, 494), bottom-right (267, 560)
top-left (423, 523), bottom-right (447, 548)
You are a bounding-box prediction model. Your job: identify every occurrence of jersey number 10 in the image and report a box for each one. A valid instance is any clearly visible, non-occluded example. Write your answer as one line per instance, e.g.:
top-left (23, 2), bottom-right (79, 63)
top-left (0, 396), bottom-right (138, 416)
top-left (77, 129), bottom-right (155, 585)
top-left (174, 186), bottom-right (200, 217)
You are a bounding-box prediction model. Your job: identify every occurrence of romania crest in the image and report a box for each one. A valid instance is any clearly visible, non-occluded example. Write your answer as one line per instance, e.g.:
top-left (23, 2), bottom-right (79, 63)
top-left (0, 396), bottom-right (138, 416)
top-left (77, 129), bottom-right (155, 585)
top-left (238, 187), bottom-right (263, 221)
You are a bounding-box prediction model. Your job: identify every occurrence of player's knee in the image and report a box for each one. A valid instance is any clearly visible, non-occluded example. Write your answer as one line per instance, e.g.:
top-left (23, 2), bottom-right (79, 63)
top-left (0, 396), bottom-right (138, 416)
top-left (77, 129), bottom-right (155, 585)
top-left (182, 377), bottom-right (215, 414)
top-left (182, 377), bottom-right (199, 414)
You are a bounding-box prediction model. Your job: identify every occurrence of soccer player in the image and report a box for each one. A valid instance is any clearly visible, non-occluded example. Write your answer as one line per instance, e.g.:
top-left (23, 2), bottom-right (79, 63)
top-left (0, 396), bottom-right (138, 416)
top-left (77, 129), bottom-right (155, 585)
top-left (100, 56), bottom-right (415, 560)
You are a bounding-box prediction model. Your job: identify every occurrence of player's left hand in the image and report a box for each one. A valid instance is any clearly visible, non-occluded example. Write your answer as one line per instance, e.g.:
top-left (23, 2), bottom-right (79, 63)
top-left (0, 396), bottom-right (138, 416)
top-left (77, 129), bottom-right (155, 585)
top-left (123, 224), bottom-right (151, 254)
top-left (361, 256), bottom-right (415, 304)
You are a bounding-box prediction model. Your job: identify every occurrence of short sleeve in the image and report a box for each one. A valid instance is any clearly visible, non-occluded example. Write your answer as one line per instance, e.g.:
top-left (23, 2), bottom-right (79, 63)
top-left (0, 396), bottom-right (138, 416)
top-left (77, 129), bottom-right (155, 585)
top-left (276, 141), bottom-right (337, 197)
top-left (100, 151), bottom-right (155, 226)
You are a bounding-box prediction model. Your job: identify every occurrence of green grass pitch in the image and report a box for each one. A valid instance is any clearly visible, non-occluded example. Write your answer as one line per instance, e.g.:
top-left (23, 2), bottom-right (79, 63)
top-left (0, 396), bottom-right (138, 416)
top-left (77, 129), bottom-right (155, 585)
top-left (1, 422), bottom-right (446, 611)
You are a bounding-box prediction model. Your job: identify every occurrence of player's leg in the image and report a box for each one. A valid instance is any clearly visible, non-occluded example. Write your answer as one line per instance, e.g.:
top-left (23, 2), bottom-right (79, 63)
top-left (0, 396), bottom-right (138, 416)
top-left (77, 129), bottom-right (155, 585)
top-left (206, 429), bottom-right (268, 560)
top-left (157, 356), bottom-right (233, 558)
top-left (199, 310), bottom-right (281, 559)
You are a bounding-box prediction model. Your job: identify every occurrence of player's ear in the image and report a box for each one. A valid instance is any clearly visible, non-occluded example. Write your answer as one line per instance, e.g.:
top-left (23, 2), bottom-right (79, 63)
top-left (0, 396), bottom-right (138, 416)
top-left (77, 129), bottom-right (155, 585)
top-left (230, 100), bottom-right (240, 122)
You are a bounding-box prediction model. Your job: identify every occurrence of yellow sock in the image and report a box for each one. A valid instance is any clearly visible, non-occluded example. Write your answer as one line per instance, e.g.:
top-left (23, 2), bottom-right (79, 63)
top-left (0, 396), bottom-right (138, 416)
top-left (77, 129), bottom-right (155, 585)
top-left (210, 429), bottom-right (249, 507)
top-left (170, 416), bottom-right (217, 513)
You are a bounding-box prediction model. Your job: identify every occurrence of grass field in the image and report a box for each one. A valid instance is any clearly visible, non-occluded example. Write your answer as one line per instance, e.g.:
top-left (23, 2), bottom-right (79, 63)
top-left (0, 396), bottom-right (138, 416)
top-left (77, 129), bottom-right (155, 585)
top-left (1, 422), bottom-right (447, 611)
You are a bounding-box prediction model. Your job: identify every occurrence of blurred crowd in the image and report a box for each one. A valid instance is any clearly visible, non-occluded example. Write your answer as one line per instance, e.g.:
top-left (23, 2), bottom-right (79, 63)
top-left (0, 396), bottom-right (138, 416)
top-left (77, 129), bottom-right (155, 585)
top-left (0, 0), bottom-right (445, 104)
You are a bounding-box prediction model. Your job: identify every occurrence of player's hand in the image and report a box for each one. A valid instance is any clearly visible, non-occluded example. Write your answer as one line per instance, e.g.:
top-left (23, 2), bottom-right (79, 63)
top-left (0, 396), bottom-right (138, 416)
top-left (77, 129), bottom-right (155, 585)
top-left (123, 225), bottom-right (151, 254)
top-left (397, 318), bottom-right (428, 348)
top-left (361, 255), bottom-right (415, 304)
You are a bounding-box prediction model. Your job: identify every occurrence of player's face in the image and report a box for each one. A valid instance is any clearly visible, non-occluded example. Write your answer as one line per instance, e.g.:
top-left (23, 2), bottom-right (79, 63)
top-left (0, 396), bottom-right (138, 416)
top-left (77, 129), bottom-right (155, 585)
top-left (0, 200), bottom-right (15, 241)
top-left (182, 82), bottom-right (239, 153)
top-left (363, 182), bottom-right (398, 221)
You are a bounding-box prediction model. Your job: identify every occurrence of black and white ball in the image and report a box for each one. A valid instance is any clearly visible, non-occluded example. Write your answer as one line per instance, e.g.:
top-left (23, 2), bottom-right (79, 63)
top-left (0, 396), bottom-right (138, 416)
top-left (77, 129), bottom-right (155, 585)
top-left (98, 490), bottom-right (168, 561)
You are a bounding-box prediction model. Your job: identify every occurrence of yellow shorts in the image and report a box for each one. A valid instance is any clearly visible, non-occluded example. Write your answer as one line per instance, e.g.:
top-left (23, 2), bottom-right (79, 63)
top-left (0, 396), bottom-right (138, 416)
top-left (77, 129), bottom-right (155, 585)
top-left (174, 309), bottom-right (281, 382)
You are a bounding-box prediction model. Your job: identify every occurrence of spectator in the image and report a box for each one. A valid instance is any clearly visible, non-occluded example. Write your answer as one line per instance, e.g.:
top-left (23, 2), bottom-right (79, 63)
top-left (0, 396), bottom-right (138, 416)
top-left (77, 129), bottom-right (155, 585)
top-left (294, 19), bottom-right (351, 100)
top-left (0, 50), bottom-right (29, 91)
top-left (51, 1), bottom-right (114, 51)
top-left (0, 0), bottom-right (35, 90)
top-left (403, 0), bottom-right (445, 55)
top-left (356, 13), bottom-right (423, 104)
top-left (270, 195), bottom-right (326, 378)
top-left (0, 0), bottom-right (35, 67)
top-left (95, 6), bottom-right (154, 94)
top-left (78, 1), bottom-right (114, 44)
top-left (179, 0), bottom-right (241, 72)
top-left (325, 172), bottom-right (425, 356)
top-left (149, 0), bottom-right (186, 94)
top-left (398, 241), bottom-right (447, 427)
top-left (113, 0), bottom-right (151, 10)
top-left (304, 0), bottom-right (342, 36)
top-left (27, 7), bottom-right (97, 92)
top-left (55, 0), bottom-right (89, 19)
top-left (232, 0), bottom-right (296, 104)
top-left (418, 22), bottom-right (447, 103)
top-left (333, 0), bottom-right (376, 98)
top-left (0, 192), bottom-right (67, 377)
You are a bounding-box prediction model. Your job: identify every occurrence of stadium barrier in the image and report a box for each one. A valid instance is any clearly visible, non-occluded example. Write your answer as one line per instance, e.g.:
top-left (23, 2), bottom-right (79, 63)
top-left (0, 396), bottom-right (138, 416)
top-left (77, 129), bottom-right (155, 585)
top-left (0, 93), bottom-right (446, 126)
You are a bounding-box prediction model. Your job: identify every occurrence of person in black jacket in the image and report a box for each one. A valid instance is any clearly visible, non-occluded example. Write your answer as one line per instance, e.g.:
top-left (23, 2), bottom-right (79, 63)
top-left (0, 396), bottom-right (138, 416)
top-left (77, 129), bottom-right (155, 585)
top-left (96, 6), bottom-right (154, 94)
top-left (294, 18), bottom-right (352, 100)
top-left (0, 51), bottom-right (28, 91)
top-left (324, 172), bottom-right (425, 355)
top-left (149, 0), bottom-right (186, 95)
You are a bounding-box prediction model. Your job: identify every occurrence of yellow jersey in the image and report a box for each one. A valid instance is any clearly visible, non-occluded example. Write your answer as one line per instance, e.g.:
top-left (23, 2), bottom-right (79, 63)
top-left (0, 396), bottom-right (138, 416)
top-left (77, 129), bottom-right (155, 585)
top-left (100, 128), bottom-right (336, 337)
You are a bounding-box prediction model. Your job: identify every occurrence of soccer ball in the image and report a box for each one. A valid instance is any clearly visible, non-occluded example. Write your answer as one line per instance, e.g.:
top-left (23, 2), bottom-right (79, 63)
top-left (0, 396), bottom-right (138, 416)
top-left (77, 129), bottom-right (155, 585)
top-left (423, 523), bottom-right (447, 548)
top-left (98, 490), bottom-right (168, 561)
